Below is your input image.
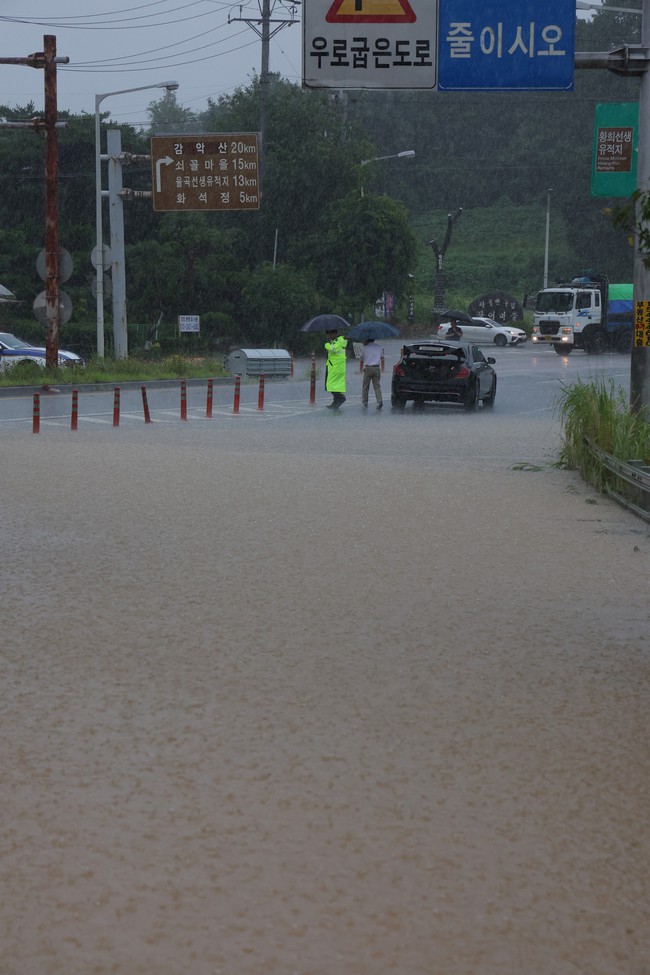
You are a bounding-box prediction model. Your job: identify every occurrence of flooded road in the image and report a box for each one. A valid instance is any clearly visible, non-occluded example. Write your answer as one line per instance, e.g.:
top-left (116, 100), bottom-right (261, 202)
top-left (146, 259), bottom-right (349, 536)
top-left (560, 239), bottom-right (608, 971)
top-left (2, 350), bottom-right (649, 975)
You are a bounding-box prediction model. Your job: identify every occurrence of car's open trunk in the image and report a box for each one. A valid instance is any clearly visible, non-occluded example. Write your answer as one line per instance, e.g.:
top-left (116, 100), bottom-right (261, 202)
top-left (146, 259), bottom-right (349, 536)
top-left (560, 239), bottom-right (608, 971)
top-left (400, 344), bottom-right (466, 380)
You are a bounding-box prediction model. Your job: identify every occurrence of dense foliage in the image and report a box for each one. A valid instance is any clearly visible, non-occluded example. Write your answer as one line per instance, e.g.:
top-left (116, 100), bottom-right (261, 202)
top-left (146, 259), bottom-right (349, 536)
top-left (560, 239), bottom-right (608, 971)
top-left (0, 3), bottom-right (643, 355)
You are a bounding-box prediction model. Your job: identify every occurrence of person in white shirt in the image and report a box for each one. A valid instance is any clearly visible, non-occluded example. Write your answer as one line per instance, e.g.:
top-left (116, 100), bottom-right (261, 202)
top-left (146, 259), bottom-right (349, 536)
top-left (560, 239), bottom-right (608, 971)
top-left (360, 338), bottom-right (383, 410)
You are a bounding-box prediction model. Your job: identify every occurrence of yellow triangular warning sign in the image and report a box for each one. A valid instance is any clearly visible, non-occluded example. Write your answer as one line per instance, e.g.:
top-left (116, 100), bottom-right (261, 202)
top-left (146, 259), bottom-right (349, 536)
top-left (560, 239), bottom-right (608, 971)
top-left (326, 0), bottom-right (416, 24)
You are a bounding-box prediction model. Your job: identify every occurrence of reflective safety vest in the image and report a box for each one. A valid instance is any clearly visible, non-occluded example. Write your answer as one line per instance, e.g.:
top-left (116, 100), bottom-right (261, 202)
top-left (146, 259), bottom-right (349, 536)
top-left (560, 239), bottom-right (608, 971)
top-left (325, 336), bottom-right (347, 393)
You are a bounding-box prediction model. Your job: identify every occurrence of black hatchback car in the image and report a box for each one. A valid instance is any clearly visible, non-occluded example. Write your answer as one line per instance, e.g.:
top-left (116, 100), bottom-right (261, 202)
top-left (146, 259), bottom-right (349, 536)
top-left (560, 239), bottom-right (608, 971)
top-left (391, 341), bottom-right (497, 410)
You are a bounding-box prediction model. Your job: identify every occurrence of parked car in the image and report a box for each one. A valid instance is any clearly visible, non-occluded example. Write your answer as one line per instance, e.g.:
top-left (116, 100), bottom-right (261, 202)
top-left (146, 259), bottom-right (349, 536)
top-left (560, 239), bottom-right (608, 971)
top-left (437, 317), bottom-right (527, 347)
top-left (0, 332), bottom-right (84, 371)
top-left (391, 341), bottom-right (497, 410)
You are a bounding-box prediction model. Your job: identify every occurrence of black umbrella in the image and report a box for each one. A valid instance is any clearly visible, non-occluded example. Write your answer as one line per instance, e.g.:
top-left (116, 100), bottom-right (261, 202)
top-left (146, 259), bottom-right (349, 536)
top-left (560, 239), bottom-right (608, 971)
top-left (439, 308), bottom-right (473, 324)
top-left (301, 313), bottom-right (349, 333)
top-left (347, 320), bottom-right (400, 340)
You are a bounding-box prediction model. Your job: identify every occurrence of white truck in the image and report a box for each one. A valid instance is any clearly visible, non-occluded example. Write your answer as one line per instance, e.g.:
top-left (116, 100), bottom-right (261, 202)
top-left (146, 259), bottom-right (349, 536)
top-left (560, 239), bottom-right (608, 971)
top-left (531, 273), bottom-right (633, 355)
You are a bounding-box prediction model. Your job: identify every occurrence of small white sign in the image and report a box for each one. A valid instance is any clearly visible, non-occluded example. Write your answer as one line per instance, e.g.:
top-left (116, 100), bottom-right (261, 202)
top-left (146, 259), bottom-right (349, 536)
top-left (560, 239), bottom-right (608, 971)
top-left (303, 0), bottom-right (437, 89)
top-left (179, 315), bottom-right (200, 333)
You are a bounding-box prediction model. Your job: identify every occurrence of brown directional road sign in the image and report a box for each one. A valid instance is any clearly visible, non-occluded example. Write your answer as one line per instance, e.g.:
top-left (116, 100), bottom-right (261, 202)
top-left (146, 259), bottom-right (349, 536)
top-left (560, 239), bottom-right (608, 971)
top-left (150, 133), bottom-right (260, 212)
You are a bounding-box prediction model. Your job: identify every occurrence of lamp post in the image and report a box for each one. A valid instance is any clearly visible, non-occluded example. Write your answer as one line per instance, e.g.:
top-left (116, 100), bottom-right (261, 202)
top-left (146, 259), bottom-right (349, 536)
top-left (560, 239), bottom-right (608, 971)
top-left (94, 80), bottom-right (179, 358)
top-left (359, 149), bottom-right (415, 196)
top-left (543, 187), bottom-right (552, 289)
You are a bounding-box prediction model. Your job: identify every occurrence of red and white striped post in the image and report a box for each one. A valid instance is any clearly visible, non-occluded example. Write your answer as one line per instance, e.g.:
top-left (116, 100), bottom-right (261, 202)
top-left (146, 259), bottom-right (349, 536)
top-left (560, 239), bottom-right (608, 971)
top-left (380, 350), bottom-right (385, 373)
top-left (113, 386), bottom-right (121, 427)
top-left (257, 373), bottom-right (265, 411)
top-left (232, 375), bottom-right (241, 414)
top-left (180, 379), bottom-right (188, 421)
top-left (32, 391), bottom-right (40, 434)
top-left (141, 385), bottom-right (152, 423)
top-left (206, 378), bottom-right (214, 418)
top-left (309, 352), bottom-right (316, 405)
top-left (289, 351), bottom-right (294, 377)
top-left (70, 389), bottom-right (78, 431)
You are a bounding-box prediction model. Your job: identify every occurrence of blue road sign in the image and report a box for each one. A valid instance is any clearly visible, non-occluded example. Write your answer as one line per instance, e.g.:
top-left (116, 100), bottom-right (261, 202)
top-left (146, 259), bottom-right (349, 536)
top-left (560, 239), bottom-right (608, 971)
top-left (437, 0), bottom-right (575, 91)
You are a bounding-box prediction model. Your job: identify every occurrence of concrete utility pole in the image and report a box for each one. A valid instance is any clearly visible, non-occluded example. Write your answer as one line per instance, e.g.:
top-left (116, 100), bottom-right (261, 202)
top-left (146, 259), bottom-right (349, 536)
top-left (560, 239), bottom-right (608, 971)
top-left (631, 0), bottom-right (650, 415)
top-left (576, 1), bottom-right (650, 415)
top-left (228, 0), bottom-right (299, 194)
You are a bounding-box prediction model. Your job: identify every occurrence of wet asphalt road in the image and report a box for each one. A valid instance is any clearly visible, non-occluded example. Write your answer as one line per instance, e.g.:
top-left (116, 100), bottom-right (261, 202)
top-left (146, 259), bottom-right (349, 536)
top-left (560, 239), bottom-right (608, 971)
top-left (2, 341), bottom-right (648, 975)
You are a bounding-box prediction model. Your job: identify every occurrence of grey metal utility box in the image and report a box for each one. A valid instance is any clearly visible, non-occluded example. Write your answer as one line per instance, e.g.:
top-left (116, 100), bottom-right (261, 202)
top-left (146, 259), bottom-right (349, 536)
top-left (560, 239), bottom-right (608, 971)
top-left (224, 348), bottom-right (291, 378)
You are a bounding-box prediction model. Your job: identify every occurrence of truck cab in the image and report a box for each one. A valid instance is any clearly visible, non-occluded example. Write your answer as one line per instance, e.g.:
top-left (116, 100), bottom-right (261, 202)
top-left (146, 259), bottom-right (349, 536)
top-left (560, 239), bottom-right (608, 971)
top-left (532, 277), bottom-right (606, 355)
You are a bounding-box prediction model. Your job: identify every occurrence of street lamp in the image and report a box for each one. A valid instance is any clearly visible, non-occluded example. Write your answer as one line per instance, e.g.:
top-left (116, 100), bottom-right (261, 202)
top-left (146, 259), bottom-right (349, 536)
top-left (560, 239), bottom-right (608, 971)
top-left (360, 150), bottom-right (416, 165)
top-left (94, 80), bottom-right (179, 358)
top-left (359, 149), bottom-right (415, 196)
top-left (543, 187), bottom-right (552, 289)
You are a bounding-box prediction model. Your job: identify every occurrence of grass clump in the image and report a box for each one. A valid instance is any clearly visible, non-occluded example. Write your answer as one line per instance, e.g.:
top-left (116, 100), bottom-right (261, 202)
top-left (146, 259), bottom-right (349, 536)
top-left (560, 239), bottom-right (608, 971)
top-left (0, 355), bottom-right (228, 388)
top-left (556, 378), bottom-right (650, 493)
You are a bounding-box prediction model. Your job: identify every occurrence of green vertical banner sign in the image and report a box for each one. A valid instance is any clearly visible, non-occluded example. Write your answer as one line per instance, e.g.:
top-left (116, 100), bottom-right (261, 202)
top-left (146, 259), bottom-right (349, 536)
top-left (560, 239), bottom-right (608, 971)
top-left (591, 101), bottom-right (639, 197)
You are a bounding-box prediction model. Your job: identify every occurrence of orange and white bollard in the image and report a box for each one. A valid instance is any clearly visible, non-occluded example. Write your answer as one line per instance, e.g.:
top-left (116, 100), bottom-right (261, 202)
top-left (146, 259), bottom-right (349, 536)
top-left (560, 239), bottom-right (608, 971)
top-left (180, 378), bottom-right (188, 421)
top-left (70, 388), bottom-right (78, 431)
top-left (141, 385), bottom-right (152, 423)
top-left (32, 391), bottom-right (40, 434)
top-left (113, 386), bottom-right (121, 427)
top-left (206, 378), bottom-right (213, 418)
top-left (233, 375), bottom-right (241, 414)
top-left (257, 373), bottom-right (265, 411)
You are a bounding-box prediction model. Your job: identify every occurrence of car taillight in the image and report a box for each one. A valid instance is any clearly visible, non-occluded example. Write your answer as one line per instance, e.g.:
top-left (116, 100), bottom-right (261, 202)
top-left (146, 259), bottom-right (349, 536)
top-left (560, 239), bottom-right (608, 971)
top-left (393, 364), bottom-right (405, 377)
top-left (455, 365), bottom-right (470, 378)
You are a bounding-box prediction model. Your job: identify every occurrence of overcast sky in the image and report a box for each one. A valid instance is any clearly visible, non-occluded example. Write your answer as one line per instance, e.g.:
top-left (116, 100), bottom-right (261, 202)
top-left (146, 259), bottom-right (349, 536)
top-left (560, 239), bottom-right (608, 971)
top-left (0, 2), bottom-right (606, 125)
top-left (0, 0), bottom-right (303, 124)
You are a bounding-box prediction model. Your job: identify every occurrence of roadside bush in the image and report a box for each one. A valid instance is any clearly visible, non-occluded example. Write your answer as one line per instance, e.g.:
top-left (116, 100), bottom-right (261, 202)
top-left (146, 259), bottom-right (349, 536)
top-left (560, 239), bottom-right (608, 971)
top-left (556, 378), bottom-right (650, 491)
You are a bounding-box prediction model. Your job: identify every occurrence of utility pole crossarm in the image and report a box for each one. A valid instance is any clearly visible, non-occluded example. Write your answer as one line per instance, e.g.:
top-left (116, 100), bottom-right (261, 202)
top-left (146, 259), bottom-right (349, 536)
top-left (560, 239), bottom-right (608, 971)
top-left (576, 46), bottom-right (650, 75)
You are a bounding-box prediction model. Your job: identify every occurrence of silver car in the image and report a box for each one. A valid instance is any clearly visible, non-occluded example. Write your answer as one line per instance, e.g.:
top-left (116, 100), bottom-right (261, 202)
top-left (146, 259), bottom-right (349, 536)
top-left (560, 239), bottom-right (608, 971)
top-left (438, 317), bottom-right (527, 347)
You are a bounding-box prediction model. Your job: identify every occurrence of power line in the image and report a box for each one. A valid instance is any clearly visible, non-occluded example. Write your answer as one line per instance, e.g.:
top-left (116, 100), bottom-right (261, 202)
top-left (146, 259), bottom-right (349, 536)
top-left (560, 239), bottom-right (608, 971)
top-left (62, 37), bottom-right (259, 73)
top-left (0, 0), bottom-right (232, 28)
top-left (68, 27), bottom-right (252, 69)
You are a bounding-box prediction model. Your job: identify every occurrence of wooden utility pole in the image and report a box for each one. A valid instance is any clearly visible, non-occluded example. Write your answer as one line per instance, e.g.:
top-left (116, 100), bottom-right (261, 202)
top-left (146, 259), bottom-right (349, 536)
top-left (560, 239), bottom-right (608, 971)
top-left (43, 35), bottom-right (60, 370)
top-left (0, 36), bottom-right (68, 370)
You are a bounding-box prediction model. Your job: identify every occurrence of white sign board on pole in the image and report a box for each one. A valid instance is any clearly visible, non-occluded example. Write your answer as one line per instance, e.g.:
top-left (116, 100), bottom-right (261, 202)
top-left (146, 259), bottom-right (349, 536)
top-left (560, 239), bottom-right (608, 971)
top-left (179, 315), bottom-right (200, 333)
top-left (303, 0), bottom-right (437, 89)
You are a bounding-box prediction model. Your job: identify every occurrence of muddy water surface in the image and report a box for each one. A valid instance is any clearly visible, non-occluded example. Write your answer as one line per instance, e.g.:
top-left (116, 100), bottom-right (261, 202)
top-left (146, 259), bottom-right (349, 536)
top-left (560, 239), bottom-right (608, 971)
top-left (2, 417), bottom-right (649, 975)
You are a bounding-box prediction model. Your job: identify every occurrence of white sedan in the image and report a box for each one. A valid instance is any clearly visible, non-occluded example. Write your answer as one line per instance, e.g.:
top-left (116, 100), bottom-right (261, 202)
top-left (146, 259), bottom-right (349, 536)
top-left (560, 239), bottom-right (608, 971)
top-left (0, 331), bottom-right (84, 371)
top-left (437, 317), bottom-right (527, 347)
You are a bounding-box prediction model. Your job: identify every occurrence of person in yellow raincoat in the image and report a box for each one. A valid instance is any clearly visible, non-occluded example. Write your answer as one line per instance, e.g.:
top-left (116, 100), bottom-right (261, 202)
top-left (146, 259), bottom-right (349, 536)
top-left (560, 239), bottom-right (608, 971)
top-left (324, 328), bottom-right (348, 409)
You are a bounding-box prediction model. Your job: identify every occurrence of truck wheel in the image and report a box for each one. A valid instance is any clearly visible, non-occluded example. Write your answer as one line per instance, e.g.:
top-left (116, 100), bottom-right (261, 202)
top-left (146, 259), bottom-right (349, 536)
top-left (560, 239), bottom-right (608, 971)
top-left (553, 344), bottom-right (571, 356)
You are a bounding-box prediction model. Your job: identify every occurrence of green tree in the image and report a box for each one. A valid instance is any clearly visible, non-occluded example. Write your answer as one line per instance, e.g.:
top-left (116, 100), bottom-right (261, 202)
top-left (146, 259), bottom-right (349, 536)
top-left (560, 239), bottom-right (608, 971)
top-left (238, 262), bottom-right (320, 346)
top-left (147, 91), bottom-right (200, 133)
top-left (320, 192), bottom-right (416, 316)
